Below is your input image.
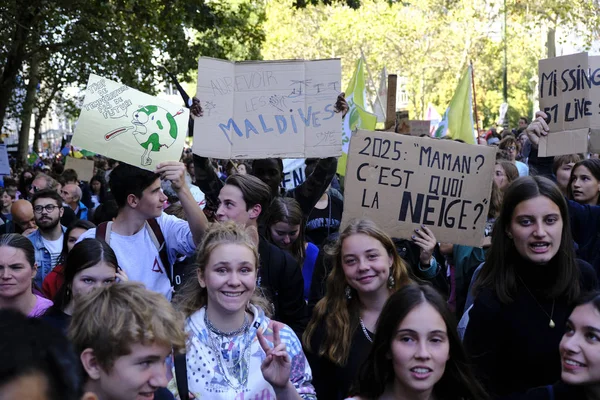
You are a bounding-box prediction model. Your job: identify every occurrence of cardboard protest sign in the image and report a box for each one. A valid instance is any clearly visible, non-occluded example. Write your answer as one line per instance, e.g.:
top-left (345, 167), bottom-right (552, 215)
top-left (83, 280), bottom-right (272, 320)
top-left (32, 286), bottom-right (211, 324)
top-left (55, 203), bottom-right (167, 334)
top-left (65, 157), bottom-right (95, 182)
top-left (409, 120), bottom-right (431, 136)
top-left (0, 144), bottom-right (10, 175)
top-left (72, 74), bottom-right (189, 170)
top-left (193, 57), bottom-right (342, 159)
top-left (342, 130), bottom-right (496, 246)
top-left (538, 52), bottom-right (600, 156)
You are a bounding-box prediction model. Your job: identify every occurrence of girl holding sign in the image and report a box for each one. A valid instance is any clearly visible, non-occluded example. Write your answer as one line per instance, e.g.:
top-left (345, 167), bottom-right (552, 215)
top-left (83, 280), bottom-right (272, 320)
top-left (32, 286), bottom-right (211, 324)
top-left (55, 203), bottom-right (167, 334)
top-left (463, 176), bottom-right (598, 397)
top-left (303, 218), bottom-right (414, 399)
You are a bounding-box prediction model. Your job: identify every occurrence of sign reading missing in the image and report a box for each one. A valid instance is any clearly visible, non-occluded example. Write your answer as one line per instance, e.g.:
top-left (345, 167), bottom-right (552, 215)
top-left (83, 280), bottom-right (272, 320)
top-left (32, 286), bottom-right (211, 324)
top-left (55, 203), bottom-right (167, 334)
top-left (342, 130), bottom-right (496, 246)
top-left (538, 52), bottom-right (600, 156)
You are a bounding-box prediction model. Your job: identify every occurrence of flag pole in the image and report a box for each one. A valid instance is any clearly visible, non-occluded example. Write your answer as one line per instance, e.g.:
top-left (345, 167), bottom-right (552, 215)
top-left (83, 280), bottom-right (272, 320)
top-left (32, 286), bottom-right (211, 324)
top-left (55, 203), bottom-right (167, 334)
top-left (470, 60), bottom-right (481, 136)
top-left (360, 48), bottom-right (385, 120)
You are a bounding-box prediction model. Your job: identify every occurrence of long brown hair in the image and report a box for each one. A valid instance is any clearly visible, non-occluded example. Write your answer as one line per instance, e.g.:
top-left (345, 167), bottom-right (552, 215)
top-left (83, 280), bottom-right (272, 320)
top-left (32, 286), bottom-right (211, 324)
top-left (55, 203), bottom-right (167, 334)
top-left (264, 197), bottom-right (306, 265)
top-left (174, 222), bottom-right (272, 318)
top-left (474, 176), bottom-right (581, 304)
top-left (303, 218), bottom-right (412, 366)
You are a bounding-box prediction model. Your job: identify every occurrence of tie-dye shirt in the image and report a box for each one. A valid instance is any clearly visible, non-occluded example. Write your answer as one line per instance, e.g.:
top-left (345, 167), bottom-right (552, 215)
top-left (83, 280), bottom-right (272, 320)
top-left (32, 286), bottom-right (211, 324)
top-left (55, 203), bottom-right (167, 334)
top-left (168, 305), bottom-right (316, 400)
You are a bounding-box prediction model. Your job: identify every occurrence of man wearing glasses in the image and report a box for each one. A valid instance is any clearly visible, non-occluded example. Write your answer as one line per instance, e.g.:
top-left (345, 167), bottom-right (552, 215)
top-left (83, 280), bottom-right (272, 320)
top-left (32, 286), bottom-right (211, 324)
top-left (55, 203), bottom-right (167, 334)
top-left (27, 189), bottom-right (66, 289)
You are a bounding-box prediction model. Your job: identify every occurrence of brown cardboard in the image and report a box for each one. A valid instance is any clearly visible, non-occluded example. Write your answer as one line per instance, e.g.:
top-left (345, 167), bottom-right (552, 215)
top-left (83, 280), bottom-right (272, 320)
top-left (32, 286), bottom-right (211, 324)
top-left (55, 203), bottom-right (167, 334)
top-left (342, 130), bottom-right (496, 246)
top-left (538, 52), bottom-right (600, 156)
top-left (65, 157), bottom-right (95, 182)
top-left (193, 57), bottom-right (342, 159)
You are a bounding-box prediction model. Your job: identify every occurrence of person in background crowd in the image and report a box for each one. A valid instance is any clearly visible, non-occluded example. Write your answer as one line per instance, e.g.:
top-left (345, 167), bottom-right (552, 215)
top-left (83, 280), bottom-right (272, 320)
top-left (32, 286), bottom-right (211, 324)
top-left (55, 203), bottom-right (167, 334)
top-left (28, 189), bottom-right (66, 288)
top-left (89, 174), bottom-right (108, 209)
top-left (304, 160), bottom-right (344, 247)
top-left (69, 282), bottom-right (184, 400)
top-left (463, 176), bottom-right (599, 397)
top-left (18, 169), bottom-right (33, 200)
top-left (553, 154), bottom-right (584, 196)
top-left (0, 309), bottom-right (96, 400)
top-left (28, 172), bottom-right (77, 227)
top-left (304, 218), bottom-right (413, 399)
top-left (517, 131), bottom-right (531, 163)
top-left (77, 162), bottom-right (207, 300)
top-left (91, 199), bottom-right (119, 225)
top-left (0, 199), bottom-right (37, 235)
top-left (0, 187), bottom-right (12, 223)
top-left (494, 160), bottom-right (519, 191)
top-left (499, 136), bottom-right (529, 176)
top-left (42, 219), bottom-right (96, 299)
top-left (567, 159), bottom-right (600, 206)
top-left (212, 173), bottom-right (308, 335)
top-left (61, 184), bottom-right (89, 220)
top-left (4, 177), bottom-right (19, 200)
top-left (43, 238), bottom-right (126, 333)
top-left (347, 284), bottom-right (488, 400)
top-left (265, 197), bottom-right (318, 301)
top-left (0, 233), bottom-right (52, 316)
top-left (522, 290), bottom-right (600, 399)
top-left (171, 222), bottom-right (316, 399)
top-left (62, 169), bottom-right (93, 210)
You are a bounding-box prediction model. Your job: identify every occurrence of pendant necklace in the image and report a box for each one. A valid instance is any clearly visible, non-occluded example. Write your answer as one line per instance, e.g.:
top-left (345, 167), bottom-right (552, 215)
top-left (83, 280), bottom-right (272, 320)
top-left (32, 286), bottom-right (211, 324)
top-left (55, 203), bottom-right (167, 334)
top-left (359, 317), bottom-right (374, 343)
top-left (518, 275), bottom-right (556, 328)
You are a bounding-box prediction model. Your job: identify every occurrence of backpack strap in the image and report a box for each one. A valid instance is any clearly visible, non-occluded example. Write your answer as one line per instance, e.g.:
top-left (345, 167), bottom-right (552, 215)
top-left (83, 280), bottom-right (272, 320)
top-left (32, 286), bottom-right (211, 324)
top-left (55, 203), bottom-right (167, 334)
top-left (174, 353), bottom-right (188, 400)
top-left (146, 218), bottom-right (173, 285)
top-left (95, 222), bottom-right (112, 245)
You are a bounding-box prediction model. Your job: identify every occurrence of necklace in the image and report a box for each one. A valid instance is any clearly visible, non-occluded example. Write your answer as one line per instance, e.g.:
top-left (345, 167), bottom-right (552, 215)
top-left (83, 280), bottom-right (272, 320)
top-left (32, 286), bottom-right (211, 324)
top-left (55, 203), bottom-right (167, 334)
top-left (517, 276), bottom-right (556, 328)
top-left (204, 312), bottom-right (250, 337)
top-left (359, 317), bottom-right (374, 343)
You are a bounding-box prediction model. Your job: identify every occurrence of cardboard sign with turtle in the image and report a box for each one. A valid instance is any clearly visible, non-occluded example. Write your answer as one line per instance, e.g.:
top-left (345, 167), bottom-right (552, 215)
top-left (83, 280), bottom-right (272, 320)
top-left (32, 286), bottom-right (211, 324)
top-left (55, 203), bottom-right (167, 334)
top-left (73, 74), bottom-right (188, 170)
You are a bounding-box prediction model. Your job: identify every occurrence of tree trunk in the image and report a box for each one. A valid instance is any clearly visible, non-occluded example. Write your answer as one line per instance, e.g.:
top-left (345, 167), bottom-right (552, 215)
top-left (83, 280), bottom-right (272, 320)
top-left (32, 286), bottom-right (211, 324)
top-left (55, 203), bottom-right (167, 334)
top-left (547, 27), bottom-right (556, 58)
top-left (0, 6), bottom-right (38, 127)
top-left (32, 83), bottom-right (61, 154)
top-left (17, 56), bottom-right (40, 168)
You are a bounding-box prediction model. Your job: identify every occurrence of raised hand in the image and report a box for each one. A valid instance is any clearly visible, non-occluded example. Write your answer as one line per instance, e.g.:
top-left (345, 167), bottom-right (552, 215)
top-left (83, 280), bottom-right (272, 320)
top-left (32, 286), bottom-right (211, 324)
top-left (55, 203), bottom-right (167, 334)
top-left (334, 92), bottom-right (349, 118)
top-left (257, 324), bottom-right (291, 389)
top-left (525, 111), bottom-right (550, 147)
top-left (155, 161), bottom-right (186, 191)
top-left (190, 97), bottom-right (204, 118)
top-left (412, 225), bottom-right (437, 265)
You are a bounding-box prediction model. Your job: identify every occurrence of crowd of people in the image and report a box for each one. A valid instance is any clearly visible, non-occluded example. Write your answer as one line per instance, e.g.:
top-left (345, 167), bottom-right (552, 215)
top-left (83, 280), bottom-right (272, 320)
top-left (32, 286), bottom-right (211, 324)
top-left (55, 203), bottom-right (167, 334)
top-left (2, 106), bottom-right (600, 400)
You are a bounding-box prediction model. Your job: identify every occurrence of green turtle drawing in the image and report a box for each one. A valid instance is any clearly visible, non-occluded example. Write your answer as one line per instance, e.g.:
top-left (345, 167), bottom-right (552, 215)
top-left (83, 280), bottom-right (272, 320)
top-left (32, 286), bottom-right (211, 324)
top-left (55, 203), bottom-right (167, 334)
top-left (105, 105), bottom-right (184, 166)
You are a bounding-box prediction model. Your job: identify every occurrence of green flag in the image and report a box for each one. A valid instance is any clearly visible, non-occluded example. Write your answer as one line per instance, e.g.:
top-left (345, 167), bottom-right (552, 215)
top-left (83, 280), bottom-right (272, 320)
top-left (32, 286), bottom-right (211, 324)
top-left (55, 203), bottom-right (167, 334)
top-left (338, 58), bottom-right (378, 176)
top-left (434, 66), bottom-right (475, 144)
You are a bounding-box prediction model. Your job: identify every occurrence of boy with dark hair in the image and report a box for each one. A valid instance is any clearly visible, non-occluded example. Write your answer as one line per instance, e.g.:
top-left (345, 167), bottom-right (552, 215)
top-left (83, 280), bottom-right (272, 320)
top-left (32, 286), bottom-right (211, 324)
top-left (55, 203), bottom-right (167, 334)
top-left (77, 161), bottom-right (207, 300)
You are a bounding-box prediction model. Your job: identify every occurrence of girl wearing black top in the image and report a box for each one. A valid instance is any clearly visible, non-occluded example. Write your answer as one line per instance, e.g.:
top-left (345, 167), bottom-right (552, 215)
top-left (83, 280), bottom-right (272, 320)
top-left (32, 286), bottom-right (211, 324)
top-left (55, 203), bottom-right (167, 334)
top-left (464, 176), bottom-right (599, 397)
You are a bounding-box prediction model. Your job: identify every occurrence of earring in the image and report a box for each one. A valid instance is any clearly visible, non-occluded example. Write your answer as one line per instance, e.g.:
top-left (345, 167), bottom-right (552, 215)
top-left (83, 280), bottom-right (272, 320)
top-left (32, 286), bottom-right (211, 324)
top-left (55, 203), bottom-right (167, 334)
top-left (507, 232), bottom-right (513, 239)
top-left (388, 275), bottom-right (395, 289)
top-left (345, 285), bottom-right (352, 300)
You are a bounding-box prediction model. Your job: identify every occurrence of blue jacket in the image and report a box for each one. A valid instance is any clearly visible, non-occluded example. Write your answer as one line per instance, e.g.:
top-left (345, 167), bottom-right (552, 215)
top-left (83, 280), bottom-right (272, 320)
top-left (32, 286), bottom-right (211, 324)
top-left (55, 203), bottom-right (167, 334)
top-left (28, 226), bottom-right (67, 289)
top-left (76, 201), bottom-right (88, 221)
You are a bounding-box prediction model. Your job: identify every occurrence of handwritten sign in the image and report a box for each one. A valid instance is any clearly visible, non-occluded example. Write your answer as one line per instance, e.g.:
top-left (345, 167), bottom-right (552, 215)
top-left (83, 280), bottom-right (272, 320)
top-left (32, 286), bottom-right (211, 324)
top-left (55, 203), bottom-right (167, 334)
top-left (538, 52), bottom-right (600, 156)
top-left (193, 57), bottom-right (342, 159)
top-left (72, 74), bottom-right (188, 170)
top-left (409, 120), bottom-right (431, 136)
top-left (65, 157), bottom-right (95, 182)
top-left (342, 130), bottom-right (496, 246)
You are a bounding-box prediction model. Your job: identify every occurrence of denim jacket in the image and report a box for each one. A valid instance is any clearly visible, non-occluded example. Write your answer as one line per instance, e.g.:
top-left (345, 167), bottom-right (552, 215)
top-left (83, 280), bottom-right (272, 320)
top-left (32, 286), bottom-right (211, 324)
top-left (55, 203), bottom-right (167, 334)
top-left (28, 226), bottom-right (66, 289)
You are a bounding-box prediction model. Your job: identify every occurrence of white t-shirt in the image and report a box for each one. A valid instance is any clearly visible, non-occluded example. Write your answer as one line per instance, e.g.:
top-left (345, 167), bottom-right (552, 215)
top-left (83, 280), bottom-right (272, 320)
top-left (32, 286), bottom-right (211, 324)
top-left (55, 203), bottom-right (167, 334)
top-left (77, 213), bottom-right (196, 300)
top-left (41, 234), bottom-right (64, 268)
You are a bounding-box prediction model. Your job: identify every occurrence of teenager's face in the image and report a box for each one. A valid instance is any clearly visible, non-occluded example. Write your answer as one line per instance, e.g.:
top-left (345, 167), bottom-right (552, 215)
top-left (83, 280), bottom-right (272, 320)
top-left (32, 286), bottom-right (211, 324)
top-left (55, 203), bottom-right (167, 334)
top-left (32, 198), bottom-right (63, 232)
top-left (560, 303), bottom-right (600, 386)
top-left (503, 143), bottom-right (517, 161)
top-left (269, 221), bottom-right (300, 249)
top-left (237, 164), bottom-right (247, 175)
top-left (494, 164), bottom-right (508, 190)
top-left (199, 243), bottom-right (256, 317)
top-left (91, 181), bottom-right (101, 194)
top-left (571, 165), bottom-right (600, 205)
top-left (1, 192), bottom-right (12, 208)
top-left (135, 179), bottom-right (167, 218)
top-left (97, 342), bottom-right (170, 400)
top-left (507, 195), bottom-right (563, 264)
top-left (391, 302), bottom-right (450, 397)
top-left (556, 162), bottom-right (575, 194)
top-left (0, 246), bottom-right (35, 301)
top-left (341, 233), bottom-right (393, 297)
top-left (252, 159), bottom-right (282, 195)
top-left (0, 372), bottom-right (51, 400)
top-left (67, 228), bottom-right (88, 253)
top-left (71, 261), bottom-right (116, 301)
top-left (216, 185), bottom-right (251, 225)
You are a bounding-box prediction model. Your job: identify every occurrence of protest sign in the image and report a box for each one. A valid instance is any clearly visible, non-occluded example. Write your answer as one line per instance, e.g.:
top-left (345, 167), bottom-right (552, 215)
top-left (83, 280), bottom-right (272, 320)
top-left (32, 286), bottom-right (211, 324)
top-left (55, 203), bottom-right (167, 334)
top-left (0, 144), bottom-right (10, 175)
top-left (193, 57), bottom-right (342, 159)
top-left (538, 52), bottom-right (600, 156)
top-left (72, 74), bottom-right (189, 170)
top-left (65, 157), bottom-right (95, 182)
top-left (342, 130), bottom-right (496, 246)
top-left (282, 158), bottom-right (306, 190)
top-left (409, 120), bottom-right (431, 136)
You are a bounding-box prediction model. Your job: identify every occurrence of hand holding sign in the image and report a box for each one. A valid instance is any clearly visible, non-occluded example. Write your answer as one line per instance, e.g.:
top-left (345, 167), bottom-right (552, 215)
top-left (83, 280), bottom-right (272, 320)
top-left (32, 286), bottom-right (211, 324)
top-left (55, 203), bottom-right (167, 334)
top-left (525, 111), bottom-right (550, 147)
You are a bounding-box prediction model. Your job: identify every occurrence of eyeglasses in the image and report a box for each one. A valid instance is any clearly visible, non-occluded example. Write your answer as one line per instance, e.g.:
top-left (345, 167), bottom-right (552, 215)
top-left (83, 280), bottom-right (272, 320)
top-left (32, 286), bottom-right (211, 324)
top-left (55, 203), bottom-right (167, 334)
top-left (28, 185), bottom-right (41, 193)
top-left (507, 146), bottom-right (516, 151)
top-left (33, 205), bottom-right (60, 214)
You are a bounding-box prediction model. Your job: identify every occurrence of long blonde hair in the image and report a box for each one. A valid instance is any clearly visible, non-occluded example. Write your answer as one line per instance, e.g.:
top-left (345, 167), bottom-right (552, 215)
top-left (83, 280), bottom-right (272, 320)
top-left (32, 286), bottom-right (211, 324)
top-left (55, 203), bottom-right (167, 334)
top-left (303, 218), bottom-right (412, 365)
top-left (174, 222), bottom-right (273, 318)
